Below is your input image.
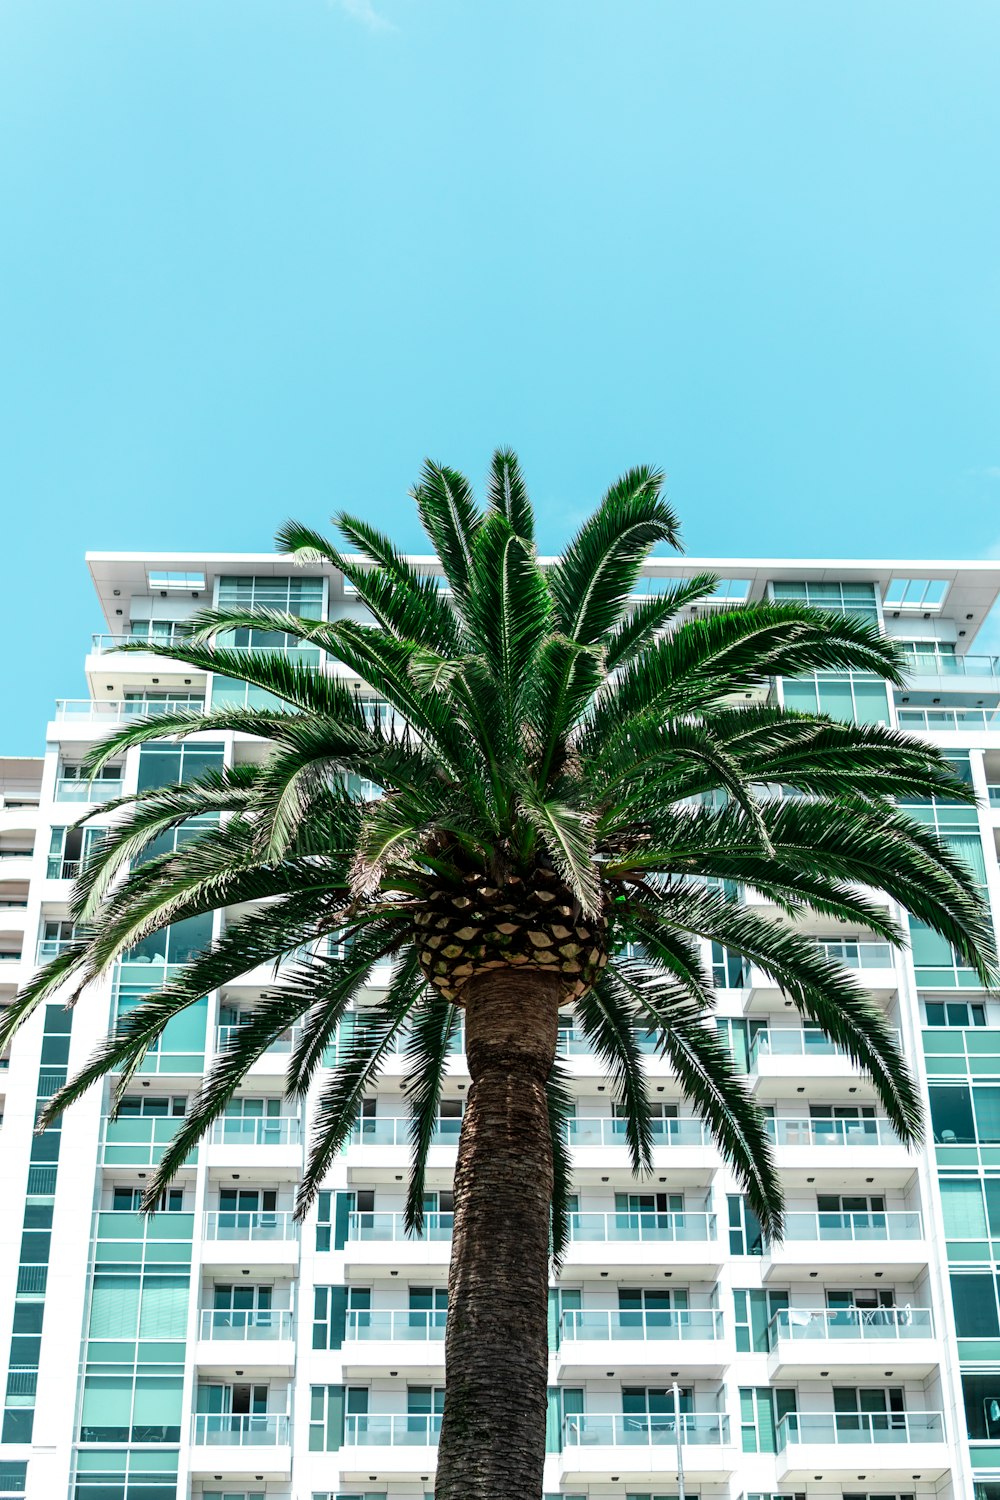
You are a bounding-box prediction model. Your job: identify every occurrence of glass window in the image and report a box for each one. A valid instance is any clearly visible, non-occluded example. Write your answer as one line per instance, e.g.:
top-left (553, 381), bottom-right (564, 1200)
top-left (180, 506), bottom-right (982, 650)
top-left (951, 1273), bottom-right (1000, 1336)
top-left (883, 577), bottom-right (949, 610)
top-left (147, 571), bottom-right (205, 591)
top-left (136, 743), bottom-right (224, 794)
top-left (781, 671), bottom-right (890, 724)
top-left (772, 580), bottom-right (879, 621)
top-left (929, 1086), bottom-right (975, 1144)
top-left (940, 1179), bottom-right (988, 1239)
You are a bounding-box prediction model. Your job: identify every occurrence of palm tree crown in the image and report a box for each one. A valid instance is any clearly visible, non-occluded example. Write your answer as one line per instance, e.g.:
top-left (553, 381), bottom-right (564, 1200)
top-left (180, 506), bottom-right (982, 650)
top-left (4, 451), bottom-right (994, 1255)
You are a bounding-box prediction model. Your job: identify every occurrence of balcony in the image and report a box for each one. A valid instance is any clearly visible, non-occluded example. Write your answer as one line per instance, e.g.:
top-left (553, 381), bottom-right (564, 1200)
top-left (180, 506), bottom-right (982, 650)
top-left (765, 1116), bottom-right (911, 1178)
top-left (343, 1211), bottom-right (453, 1273)
top-left (215, 1023), bottom-right (304, 1076)
top-left (189, 1413), bottom-right (291, 1481)
top-left (195, 1309), bottom-right (295, 1376)
top-left (35, 937), bottom-right (76, 963)
top-left (765, 1211), bottom-right (927, 1279)
top-left (341, 1309), bottom-right (448, 1378)
top-left (767, 1306), bottom-right (938, 1379)
top-left (53, 777), bottom-right (123, 803)
top-left (766, 1116), bottom-right (901, 1148)
top-left (558, 1308), bottom-right (726, 1379)
top-left (561, 1413), bottom-right (734, 1484)
top-left (201, 1211), bottom-right (300, 1274)
top-left (53, 697), bottom-right (206, 723)
top-left (776, 1410), bottom-right (949, 1483)
top-left (897, 705), bottom-right (1000, 732)
top-left (564, 1211), bottom-right (723, 1277)
top-left (749, 1027), bottom-right (900, 1092)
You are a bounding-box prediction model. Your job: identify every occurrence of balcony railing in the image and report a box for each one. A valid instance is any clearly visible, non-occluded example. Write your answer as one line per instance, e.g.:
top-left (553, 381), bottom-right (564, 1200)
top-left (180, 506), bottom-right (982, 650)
top-left (900, 652), bottom-right (1000, 678)
top-left (36, 938), bottom-right (76, 962)
top-left (47, 858), bottom-right (80, 880)
top-left (569, 1211), bottom-right (717, 1244)
top-left (565, 1117), bottom-right (709, 1148)
top-left (563, 1413), bottom-right (730, 1447)
top-left (346, 1309), bottom-right (447, 1341)
top-left (347, 1211), bottom-right (453, 1242)
top-left (561, 1308), bottom-right (723, 1341)
top-left (54, 777), bottom-right (123, 803)
top-left (92, 630), bottom-right (193, 651)
top-left (769, 1306), bottom-right (933, 1344)
top-left (777, 1410), bottom-right (944, 1447)
top-left (53, 697), bottom-right (205, 721)
top-left (198, 1308), bottom-right (293, 1340)
top-left (192, 1413), bottom-right (290, 1446)
top-left (765, 1117), bottom-right (902, 1148)
top-left (749, 1028), bottom-right (900, 1064)
top-left (989, 785), bottom-right (1000, 807)
top-left (102, 1116), bottom-right (196, 1167)
top-left (215, 1023), bottom-right (303, 1054)
top-left (814, 939), bottom-right (894, 970)
top-left (782, 1211), bottom-right (923, 1242)
top-left (350, 1117), bottom-right (462, 1147)
top-left (344, 1413), bottom-right (441, 1446)
top-left (209, 1118), bottom-right (302, 1147)
top-left (203, 1211), bottom-right (299, 1242)
top-left (897, 706), bottom-right (1000, 731)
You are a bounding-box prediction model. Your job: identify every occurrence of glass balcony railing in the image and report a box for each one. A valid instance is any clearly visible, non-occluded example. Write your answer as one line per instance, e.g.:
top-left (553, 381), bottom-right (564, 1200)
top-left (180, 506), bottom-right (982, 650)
top-left (209, 1118), bottom-right (302, 1147)
top-left (900, 652), bottom-right (1000, 678)
top-left (568, 1211), bottom-right (717, 1244)
top-left (54, 698), bottom-right (205, 721)
top-left (92, 630), bottom-right (194, 652)
top-left (215, 1023), bottom-right (303, 1054)
top-left (346, 1309), bottom-right (447, 1341)
top-left (561, 1308), bottom-right (723, 1341)
top-left (768, 1306), bottom-right (933, 1345)
top-left (47, 858), bottom-right (80, 880)
top-left (563, 1413), bottom-right (730, 1447)
top-left (782, 1211), bottom-right (923, 1242)
top-left (897, 706), bottom-right (1000, 731)
top-left (349, 1118), bottom-right (462, 1146)
top-left (564, 1118), bottom-right (709, 1148)
top-left (36, 938), bottom-right (76, 963)
top-left (749, 1028), bottom-right (900, 1065)
top-left (203, 1211), bottom-right (298, 1242)
top-left (192, 1413), bottom-right (290, 1446)
top-left (814, 939), bottom-right (894, 970)
top-left (777, 1410), bottom-right (944, 1447)
top-left (347, 1211), bottom-right (453, 1242)
top-left (765, 1117), bottom-right (901, 1148)
top-left (54, 777), bottom-right (123, 803)
top-left (344, 1413), bottom-right (441, 1446)
top-left (199, 1308), bottom-right (293, 1340)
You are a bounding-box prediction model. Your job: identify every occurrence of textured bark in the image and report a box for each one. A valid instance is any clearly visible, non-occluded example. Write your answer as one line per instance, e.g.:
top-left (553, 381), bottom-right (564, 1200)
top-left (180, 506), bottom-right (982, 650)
top-left (434, 967), bottom-right (562, 1500)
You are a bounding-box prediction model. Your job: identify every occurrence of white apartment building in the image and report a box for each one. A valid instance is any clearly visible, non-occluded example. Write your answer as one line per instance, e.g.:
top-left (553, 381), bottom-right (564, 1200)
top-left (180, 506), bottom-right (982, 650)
top-left (1, 552), bottom-right (1000, 1500)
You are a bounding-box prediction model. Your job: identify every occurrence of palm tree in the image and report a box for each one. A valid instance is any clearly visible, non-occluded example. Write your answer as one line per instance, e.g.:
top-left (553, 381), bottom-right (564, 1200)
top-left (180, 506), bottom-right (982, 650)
top-left (4, 453), bottom-right (995, 1498)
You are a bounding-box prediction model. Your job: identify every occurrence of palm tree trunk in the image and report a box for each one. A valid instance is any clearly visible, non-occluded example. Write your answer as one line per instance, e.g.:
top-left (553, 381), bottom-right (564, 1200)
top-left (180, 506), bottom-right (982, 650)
top-left (434, 967), bottom-right (562, 1500)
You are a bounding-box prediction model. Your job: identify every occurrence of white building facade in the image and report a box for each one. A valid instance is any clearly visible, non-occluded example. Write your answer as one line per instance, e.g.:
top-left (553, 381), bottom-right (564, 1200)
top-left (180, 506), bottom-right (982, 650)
top-left (1, 552), bottom-right (1000, 1500)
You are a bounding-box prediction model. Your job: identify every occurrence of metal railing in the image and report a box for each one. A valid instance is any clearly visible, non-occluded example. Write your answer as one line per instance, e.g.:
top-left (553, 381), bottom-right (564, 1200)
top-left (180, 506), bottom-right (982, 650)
top-left (565, 1117), bottom-right (709, 1148)
top-left (768, 1306), bottom-right (933, 1344)
top-left (560, 1308), bottom-right (723, 1341)
top-left (344, 1413), bottom-right (441, 1445)
top-left (198, 1308), bottom-right (293, 1340)
top-left (781, 1210), bottom-right (923, 1242)
top-left (346, 1309), bottom-right (447, 1341)
top-left (563, 1412), bottom-right (729, 1447)
top-left (777, 1410), bottom-right (943, 1447)
top-left (209, 1118), bottom-right (302, 1147)
top-left (568, 1211), bottom-right (717, 1244)
top-left (765, 1117), bottom-right (901, 1148)
top-left (347, 1211), bottom-right (453, 1242)
top-left (53, 697), bottom-right (205, 721)
top-left (203, 1210), bottom-right (299, 1242)
top-left (47, 858), bottom-right (79, 880)
top-left (192, 1412), bottom-right (290, 1446)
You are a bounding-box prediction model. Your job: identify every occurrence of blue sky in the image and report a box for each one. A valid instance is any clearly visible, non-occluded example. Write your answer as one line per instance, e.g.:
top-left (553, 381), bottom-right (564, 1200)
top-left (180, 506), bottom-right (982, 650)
top-left (2, 0), bottom-right (999, 753)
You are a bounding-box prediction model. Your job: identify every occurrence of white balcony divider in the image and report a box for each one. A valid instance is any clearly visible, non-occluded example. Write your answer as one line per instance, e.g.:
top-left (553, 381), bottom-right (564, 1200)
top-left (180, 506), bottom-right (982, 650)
top-left (563, 1412), bottom-right (729, 1446)
top-left (777, 1410), bottom-right (944, 1446)
top-left (199, 1308), bottom-right (293, 1340)
top-left (202, 1210), bottom-right (298, 1241)
top-left (347, 1211), bottom-right (453, 1242)
top-left (781, 1210), bottom-right (923, 1242)
top-left (768, 1306), bottom-right (933, 1343)
top-left (568, 1211), bottom-right (717, 1244)
top-left (344, 1413), bottom-right (442, 1445)
top-left (765, 1117), bottom-right (901, 1148)
top-left (346, 1309), bottom-right (447, 1341)
top-left (192, 1413), bottom-right (290, 1446)
top-left (560, 1308), bottom-right (723, 1341)
top-left (209, 1117), bottom-right (302, 1147)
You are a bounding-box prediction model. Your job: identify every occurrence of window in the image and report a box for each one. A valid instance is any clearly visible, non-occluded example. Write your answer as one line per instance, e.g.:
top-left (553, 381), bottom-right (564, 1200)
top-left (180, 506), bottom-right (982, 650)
top-left (740, 1386), bottom-right (797, 1453)
top-left (136, 742), bottom-right (224, 794)
top-left (79, 1370), bottom-right (184, 1443)
top-left (963, 1372), bottom-right (1000, 1439)
top-left (73, 1452), bottom-right (179, 1500)
top-left (929, 1084), bottom-right (1000, 1146)
top-left (147, 571), bottom-right (205, 591)
top-left (911, 919), bottom-right (981, 989)
top-left (734, 1288), bottom-right (788, 1352)
top-left (925, 1000), bottom-right (987, 1027)
top-left (772, 580), bottom-right (879, 621)
top-left (309, 1384), bottom-right (367, 1450)
top-left (123, 911), bottom-right (214, 967)
top-left (712, 943), bottom-right (750, 988)
top-left (312, 1286), bottom-right (369, 1349)
top-left (47, 825), bottom-right (108, 880)
top-left (132, 812), bottom-right (218, 868)
top-left (728, 1195), bottom-right (764, 1256)
top-left (883, 577), bottom-right (949, 611)
top-left (899, 639), bottom-right (958, 673)
top-left (117, 1096), bottom-right (186, 1117)
top-left (781, 671), bottom-right (890, 724)
top-left (111, 1188), bottom-right (183, 1212)
top-left (218, 573), bottom-right (324, 616)
top-left (951, 1272), bottom-right (1000, 1337)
